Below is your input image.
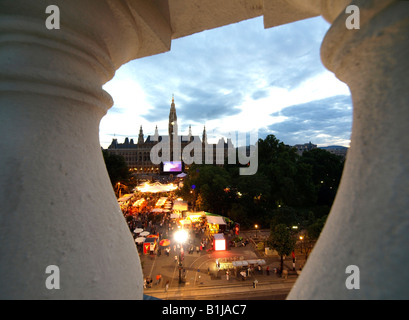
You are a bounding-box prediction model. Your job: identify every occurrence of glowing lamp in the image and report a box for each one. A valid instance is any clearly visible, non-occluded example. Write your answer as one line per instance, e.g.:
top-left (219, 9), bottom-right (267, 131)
top-left (174, 229), bottom-right (188, 244)
top-left (213, 233), bottom-right (226, 251)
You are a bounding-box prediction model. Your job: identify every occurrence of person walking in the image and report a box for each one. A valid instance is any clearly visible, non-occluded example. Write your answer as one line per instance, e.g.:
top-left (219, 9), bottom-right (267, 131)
top-left (156, 274), bottom-right (162, 285)
top-left (165, 280), bottom-right (169, 292)
top-left (253, 279), bottom-right (258, 288)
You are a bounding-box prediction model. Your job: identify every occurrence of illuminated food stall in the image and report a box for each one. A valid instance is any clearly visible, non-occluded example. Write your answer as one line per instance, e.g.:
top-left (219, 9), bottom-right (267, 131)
top-left (185, 211), bottom-right (205, 222)
top-left (132, 198), bottom-right (146, 207)
top-left (173, 200), bottom-right (188, 212)
top-left (206, 215), bottom-right (227, 234)
top-left (117, 194), bottom-right (134, 210)
top-left (155, 197), bottom-right (167, 207)
top-left (178, 219), bottom-right (191, 227)
top-left (143, 235), bottom-right (158, 254)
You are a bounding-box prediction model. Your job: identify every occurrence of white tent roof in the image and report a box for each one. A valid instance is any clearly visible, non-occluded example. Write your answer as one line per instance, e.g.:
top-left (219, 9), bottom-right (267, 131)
top-left (232, 259), bottom-right (266, 267)
top-left (206, 215), bottom-right (226, 225)
top-left (173, 200), bottom-right (188, 211)
top-left (117, 194), bottom-right (134, 202)
top-left (213, 233), bottom-right (225, 240)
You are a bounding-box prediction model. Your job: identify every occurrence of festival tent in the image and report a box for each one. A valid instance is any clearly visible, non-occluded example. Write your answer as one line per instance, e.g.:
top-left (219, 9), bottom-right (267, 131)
top-left (143, 234), bottom-right (159, 254)
top-left (232, 261), bottom-right (249, 267)
top-left (143, 237), bottom-right (157, 254)
top-left (132, 198), bottom-right (146, 207)
top-left (176, 172), bottom-right (187, 178)
top-left (135, 237), bottom-right (145, 244)
top-left (117, 194), bottom-right (134, 204)
top-left (179, 219), bottom-right (192, 226)
top-left (173, 200), bottom-right (188, 212)
top-left (135, 182), bottom-right (178, 193)
top-left (205, 214), bottom-right (227, 233)
top-left (206, 215), bottom-right (226, 225)
top-left (232, 259), bottom-right (266, 268)
top-left (155, 197), bottom-right (167, 207)
top-left (184, 211), bottom-right (205, 222)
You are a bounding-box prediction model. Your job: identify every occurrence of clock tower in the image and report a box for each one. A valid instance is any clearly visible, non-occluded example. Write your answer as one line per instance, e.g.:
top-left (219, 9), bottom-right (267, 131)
top-left (168, 95), bottom-right (178, 161)
top-left (168, 94), bottom-right (177, 137)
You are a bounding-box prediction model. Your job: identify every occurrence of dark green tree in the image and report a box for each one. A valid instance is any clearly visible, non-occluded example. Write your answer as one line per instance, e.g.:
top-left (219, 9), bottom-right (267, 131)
top-left (179, 164), bottom-right (232, 215)
top-left (268, 224), bottom-right (296, 272)
top-left (257, 135), bottom-right (300, 207)
top-left (270, 206), bottom-right (300, 230)
top-left (102, 150), bottom-right (131, 188)
top-left (299, 148), bottom-right (344, 208)
top-left (307, 214), bottom-right (328, 240)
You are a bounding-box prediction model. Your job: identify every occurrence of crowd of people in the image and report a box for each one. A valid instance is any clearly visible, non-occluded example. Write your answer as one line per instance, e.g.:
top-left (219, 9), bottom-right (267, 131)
top-left (119, 188), bottom-right (222, 256)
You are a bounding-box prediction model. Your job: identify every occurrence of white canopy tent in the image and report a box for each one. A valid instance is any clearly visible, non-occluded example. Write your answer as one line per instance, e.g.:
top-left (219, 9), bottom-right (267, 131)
top-left (206, 215), bottom-right (226, 225)
top-left (176, 172), bottom-right (187, 178)
top-left (173, 200), bottom-right (188, 212)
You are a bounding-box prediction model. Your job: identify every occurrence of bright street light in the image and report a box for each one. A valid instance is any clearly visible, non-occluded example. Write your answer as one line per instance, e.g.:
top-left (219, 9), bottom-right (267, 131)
top-left (174, 229), bottom-right (189, 284)
top-left (174, 229), bottom-right (188, 244)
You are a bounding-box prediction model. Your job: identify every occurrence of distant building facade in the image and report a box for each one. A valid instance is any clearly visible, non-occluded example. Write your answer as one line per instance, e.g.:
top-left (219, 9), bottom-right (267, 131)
top-left (320, 146), bottom-right (348, 159)
top-left (293, 142), bottom-right (317, 155)
top-left (105, 96), bottom-right (232, 177)
top-left (293, 141), bottom-right (348, 159)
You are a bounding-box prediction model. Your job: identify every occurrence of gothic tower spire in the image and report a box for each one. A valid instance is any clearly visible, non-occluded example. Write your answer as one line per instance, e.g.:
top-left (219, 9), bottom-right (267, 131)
top-left (188, 125), bottom-right (192, 141)
top-left (169, 94), bottom-right (177, 137)
top-left (138, 125), bottom-right (144, 144)
top-left (202, 125), bottom-right (207, 144)
top-left (169, 95), bottom-right (178, 161)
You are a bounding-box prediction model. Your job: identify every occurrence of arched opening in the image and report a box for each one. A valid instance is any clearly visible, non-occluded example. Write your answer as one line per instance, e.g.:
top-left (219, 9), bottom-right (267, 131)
top-left (101, 15), bottom-right (352, 299)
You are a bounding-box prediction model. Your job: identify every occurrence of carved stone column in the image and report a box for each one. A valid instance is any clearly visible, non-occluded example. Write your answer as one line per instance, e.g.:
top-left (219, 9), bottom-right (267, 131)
top-left (0, 0), bottom-right (171, 299)
top-left (288, 0), bottom-right (409, 299)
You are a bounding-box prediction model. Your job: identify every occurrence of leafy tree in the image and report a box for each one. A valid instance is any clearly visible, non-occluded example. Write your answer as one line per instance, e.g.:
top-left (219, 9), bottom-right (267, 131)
top-left (300, 149), bottom-right (344, 207)
top-left (179, 164), bottom-right (232, 215)
top-left (102, 150), bottom-right (131, 187)
top-left (176, 135), bottom-right (344, 232)
top-left (270, 206), bottom-right (300, 230)
top-left (268, 224), bottom-right (296, 272)
top-left (307, 214), bottom-right (328, 240)
top-left (257, 135), bottom-right (300, 207)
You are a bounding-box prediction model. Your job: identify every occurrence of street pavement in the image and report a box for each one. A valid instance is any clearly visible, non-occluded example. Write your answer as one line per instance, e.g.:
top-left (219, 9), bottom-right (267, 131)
top-left (140, 231), bottom-right (304, 300)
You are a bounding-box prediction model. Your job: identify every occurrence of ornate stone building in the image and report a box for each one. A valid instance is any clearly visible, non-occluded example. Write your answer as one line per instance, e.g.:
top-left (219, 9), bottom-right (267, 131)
top-left (105, 96), bottom-right (231, 176)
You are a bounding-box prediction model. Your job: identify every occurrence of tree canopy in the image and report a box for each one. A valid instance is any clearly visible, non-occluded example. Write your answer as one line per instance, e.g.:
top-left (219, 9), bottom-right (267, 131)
top-left (102, 149), bottom-right (132, 187)
top-left (177, 134), bottom-right (345, 237)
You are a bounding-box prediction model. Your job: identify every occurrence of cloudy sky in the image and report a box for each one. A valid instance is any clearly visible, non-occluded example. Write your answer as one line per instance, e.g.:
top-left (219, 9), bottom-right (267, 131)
top-left (99, 15), bottom-right (352, 149)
